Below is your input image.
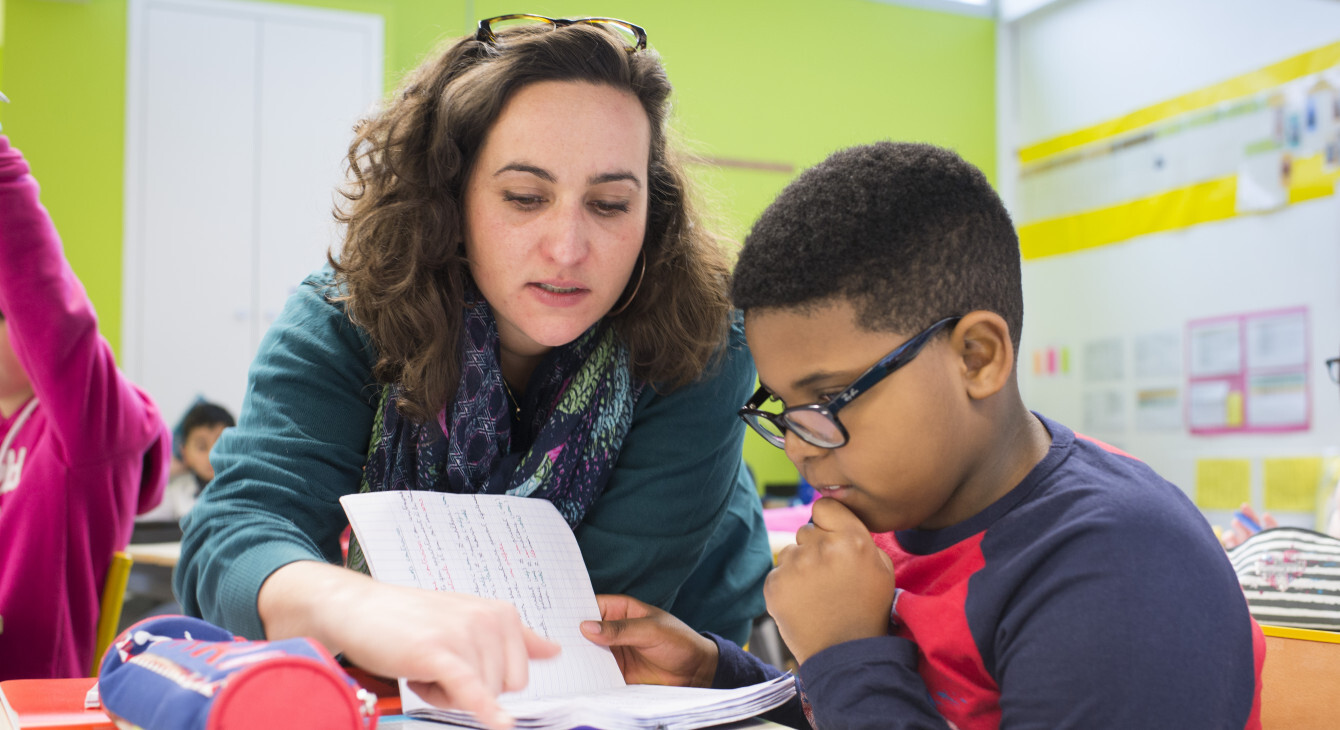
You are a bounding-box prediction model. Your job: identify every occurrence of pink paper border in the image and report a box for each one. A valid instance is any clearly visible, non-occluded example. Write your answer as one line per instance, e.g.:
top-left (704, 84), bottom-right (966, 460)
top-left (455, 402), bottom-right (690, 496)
top-left (1185, 306), bottom-right (1310, 435)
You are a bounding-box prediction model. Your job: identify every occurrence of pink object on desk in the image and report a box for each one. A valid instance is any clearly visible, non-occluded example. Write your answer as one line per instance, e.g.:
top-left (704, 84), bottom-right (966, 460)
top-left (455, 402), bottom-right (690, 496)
top-left (763, 502), bottom-right (815, 533)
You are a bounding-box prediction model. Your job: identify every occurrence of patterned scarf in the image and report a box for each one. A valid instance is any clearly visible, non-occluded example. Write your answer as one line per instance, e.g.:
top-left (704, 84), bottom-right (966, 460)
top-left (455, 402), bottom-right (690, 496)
top-left (348, 288), bottom-right (643, 573)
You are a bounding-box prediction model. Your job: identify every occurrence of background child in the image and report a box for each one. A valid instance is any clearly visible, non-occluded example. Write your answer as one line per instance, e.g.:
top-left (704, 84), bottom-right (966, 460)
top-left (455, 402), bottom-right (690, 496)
top-left (583, 141), bottom-right (1265, 729)
top-left (136, 400), bottom-right (234, 527)
top-left (0, 134), bottom-right (170, 679)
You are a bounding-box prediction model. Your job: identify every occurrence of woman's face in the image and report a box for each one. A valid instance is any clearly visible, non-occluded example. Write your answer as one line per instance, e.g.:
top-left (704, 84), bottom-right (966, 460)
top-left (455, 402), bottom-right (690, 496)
top-left (463, 80), bottom-right (650, 365)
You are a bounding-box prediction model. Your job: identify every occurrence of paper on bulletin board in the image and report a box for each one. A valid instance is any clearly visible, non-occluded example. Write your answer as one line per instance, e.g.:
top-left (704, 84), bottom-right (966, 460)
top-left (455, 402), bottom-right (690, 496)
top-left (1195, 458), bottom-right (1251, 511)
top-left (1263, 456), bottom-right (1324, 512)
top-left (1188, 379), bottom-right (1234, 429)
top-left (1083, 337), bottom-right (1124, 382)
top-left (1247, 372), bottom-right (1308, 427)
top-left (1135, 387), bottom-right (1181, 431)
top-left (1082, 389), bottom-right (1126, 433)
top-left (1236, 148), bottom-right (1289, 214)
top-left (1189, 321), bottom-right (1241, 377)
top-left (1134, 331), bottom-right (1181, 379)
top-left (1246, 311), bottom-right (1308, 370)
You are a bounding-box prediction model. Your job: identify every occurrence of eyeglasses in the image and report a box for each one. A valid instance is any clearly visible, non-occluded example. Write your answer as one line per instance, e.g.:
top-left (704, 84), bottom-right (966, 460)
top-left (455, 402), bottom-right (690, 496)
top-left (1327, 357), bottom-right (1340, 384)
top-left (475, 14), bottom-right (647, 52)
top-left (739, 316), bottom-right (962, 450)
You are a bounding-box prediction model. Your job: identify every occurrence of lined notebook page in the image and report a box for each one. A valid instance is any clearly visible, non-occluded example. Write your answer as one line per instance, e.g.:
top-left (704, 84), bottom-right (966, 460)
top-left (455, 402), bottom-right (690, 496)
top-left (340, 491), bottom-right (625, 702)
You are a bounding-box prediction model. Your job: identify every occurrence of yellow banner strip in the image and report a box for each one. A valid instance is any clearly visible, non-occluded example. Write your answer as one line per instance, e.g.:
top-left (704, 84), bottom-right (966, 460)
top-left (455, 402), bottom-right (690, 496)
top-left (1019, 176), bottom-right (1238, 260)
top-left (1020, 155), bottom-right (1339, 259)
top-left (1020, 41), bottom-right (1340, 165)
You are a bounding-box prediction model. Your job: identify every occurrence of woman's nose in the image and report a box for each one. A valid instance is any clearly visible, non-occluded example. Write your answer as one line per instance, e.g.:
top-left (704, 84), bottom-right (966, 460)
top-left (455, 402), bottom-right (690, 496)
top-left (540, 201), bottom-right (590, 266)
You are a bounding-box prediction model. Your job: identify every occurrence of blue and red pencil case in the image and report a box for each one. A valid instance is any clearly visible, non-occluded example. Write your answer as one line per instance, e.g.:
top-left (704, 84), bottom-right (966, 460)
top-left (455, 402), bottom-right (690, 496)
top-left (98, 615), bottom-right (380, 730)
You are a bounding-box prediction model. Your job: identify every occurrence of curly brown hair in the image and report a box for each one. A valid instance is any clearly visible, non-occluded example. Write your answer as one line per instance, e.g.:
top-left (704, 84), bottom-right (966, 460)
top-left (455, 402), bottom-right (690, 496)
top-left (331, 22), bottom-right (733, 423)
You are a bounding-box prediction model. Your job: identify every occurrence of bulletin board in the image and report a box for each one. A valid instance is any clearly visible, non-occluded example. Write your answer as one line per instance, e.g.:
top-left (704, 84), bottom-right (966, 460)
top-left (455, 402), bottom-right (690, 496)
top-left (1186, 307), bottom-right (1310, 435)
top-left (1009, 7), bottom-right (1340, 532)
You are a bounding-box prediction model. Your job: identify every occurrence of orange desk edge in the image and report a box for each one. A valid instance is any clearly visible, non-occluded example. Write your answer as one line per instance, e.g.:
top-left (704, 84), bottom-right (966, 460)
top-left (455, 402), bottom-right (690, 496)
top-left (1258, 623), bottom-right (1340, 729)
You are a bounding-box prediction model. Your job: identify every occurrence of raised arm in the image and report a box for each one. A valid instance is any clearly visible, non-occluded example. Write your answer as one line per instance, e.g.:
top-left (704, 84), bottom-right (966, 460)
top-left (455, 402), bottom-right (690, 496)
top-left (0, 136), bottom-right (166, 514)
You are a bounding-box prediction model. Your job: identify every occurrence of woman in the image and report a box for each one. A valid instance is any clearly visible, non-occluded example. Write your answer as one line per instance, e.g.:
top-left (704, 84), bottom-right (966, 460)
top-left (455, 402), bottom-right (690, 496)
top-left (175, 15), bottom-right (772, 727)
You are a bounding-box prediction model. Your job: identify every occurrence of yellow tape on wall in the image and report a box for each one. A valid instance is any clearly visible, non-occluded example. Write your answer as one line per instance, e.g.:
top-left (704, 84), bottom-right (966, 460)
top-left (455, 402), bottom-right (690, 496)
top-left (1020, 41), bottom-right (1340, 164)
top-left (1019, 154), bottom-right (1340, 260)
top-left (1018, 176), bottom-right (1238, 260)
top-left (1017, 42), bottom-right (1340, 260)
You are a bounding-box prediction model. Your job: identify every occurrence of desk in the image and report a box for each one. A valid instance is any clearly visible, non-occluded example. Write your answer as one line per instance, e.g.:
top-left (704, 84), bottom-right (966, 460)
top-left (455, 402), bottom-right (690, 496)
top-left (1259, 624), bottom-right (1340, 728)
top-left (0, 678), bottom-right (107, 730)
top-left (0, 677), bottom-right (786, 729)
top-left (375, 718), bottom-right (787, 728)
top-left (123, 542), bottom-right (181, 568)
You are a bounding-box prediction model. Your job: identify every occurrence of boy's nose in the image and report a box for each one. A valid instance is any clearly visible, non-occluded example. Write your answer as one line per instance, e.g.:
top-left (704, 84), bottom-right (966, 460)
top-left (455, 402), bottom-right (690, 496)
top-left (783, 429), bottom-right (829, 464)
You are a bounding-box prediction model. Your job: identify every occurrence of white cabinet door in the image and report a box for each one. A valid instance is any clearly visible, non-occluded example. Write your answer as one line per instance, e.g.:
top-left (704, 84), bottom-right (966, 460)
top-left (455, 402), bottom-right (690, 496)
top-left (124, 0), bottom-right (382, 426)
top-left (256, 18), bottom-right (380, 334)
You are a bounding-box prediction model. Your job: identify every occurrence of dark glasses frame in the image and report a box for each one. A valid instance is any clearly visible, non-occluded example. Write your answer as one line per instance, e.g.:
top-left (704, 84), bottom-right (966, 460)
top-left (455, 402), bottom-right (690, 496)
top-left (1327, 356), bottom-right (1340, 384)
top-left (475, 14), bottom-right (648, 52)
top-left (739, 316), bottom-right (963, 449)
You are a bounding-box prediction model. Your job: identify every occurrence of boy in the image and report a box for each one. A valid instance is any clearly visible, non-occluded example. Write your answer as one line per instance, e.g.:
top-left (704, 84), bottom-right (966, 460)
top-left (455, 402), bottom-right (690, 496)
top-left (581, 142), bottom-right (1264, 728)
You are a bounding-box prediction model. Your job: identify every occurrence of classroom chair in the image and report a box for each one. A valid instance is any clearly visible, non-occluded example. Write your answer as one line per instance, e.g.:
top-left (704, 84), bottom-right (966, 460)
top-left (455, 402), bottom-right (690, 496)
top-left (92, 551), bottom-right (134, 677)
top-left (1259, 624), bottom-right (1340, 728)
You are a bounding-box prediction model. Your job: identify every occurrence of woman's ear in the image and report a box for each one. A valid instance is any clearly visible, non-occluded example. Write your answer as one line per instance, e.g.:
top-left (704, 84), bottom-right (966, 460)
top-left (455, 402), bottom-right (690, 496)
top-left (952, 311), bottom-right (1015, 401)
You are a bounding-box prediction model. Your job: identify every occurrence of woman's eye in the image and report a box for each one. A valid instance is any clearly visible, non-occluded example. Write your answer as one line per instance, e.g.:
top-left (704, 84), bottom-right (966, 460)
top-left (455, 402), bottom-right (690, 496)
top-left (502, 192), bottom-right (544, 209)
top-left (589, 199), bottom-right (630, 217)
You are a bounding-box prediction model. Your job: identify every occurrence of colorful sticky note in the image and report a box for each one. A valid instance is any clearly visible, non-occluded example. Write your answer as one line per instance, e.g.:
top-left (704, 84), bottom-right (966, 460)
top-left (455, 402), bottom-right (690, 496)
top-left (1263, 456), bottom-right (1323, 512)
top-left (1033, 350), bottom-right (1043, 375)
top-left (1225, 391), bottom-right (1244, 427)
top-left (1047, 348), bottom-right (1057, 375)
top-left (1195, 458), bottom-right (1251, 511)
top-left (1060, 347), bottom-right (1071, 374)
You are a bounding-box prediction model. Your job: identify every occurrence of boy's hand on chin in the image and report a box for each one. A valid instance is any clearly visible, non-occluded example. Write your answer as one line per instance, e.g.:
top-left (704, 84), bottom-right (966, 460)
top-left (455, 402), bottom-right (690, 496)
top-left (764, 498), bottom-right (896, 664)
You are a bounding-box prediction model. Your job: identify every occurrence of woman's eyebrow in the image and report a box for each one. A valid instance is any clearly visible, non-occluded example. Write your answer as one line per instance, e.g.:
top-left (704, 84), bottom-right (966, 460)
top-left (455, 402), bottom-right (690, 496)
top-left (588, 171), bottom-right (641, 189)
top-left (494, 162), bottom-right (554, 182)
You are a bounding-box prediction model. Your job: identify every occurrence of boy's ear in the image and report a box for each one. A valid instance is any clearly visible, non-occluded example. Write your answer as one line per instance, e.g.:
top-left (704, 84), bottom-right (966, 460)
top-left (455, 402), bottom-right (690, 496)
top-left (952, 311), bottom-right (1015, 401)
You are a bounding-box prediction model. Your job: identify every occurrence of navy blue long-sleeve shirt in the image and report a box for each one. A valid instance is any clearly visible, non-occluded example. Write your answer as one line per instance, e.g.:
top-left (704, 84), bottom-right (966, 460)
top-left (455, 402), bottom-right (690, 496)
top-left (713, 415), bottom-right (1264, 729)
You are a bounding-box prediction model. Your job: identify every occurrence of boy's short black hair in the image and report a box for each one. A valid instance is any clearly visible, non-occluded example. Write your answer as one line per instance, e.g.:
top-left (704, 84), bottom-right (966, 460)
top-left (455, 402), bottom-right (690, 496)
top-left (181, 402), bottom-right (235, 438)
top-left (731, 142), bottom-right (1023, 349)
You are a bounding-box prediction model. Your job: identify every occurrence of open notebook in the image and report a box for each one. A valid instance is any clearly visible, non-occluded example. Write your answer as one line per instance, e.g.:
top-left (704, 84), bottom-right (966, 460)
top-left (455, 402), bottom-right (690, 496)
top-left (340, 491), bottom-right (794, 730)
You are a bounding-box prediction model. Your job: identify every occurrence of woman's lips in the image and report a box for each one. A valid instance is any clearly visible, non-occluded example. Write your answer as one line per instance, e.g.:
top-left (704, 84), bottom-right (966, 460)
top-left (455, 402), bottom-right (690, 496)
top-left (527, 281), bottom-right (589, 306)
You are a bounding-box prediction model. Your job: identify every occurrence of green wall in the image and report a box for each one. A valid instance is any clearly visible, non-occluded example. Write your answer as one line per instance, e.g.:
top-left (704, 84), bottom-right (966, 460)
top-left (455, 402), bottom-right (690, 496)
top-left (1, 0), bottom-right (994, 490)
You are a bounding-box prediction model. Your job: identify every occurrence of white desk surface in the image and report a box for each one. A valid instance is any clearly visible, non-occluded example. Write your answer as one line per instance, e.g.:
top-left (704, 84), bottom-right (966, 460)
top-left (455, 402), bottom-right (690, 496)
top-left (124, 541), bottom-right (181, 568)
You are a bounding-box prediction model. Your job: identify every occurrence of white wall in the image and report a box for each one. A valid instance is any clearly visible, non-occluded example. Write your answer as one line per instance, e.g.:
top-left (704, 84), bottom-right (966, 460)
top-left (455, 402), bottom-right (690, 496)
top-left (1000, 0), bottom-right (1340, 528)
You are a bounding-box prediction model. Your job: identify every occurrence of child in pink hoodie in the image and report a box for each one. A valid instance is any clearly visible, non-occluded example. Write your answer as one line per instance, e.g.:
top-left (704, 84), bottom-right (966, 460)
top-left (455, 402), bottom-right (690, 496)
top-left (0, 134), bottom-right (170, 679)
